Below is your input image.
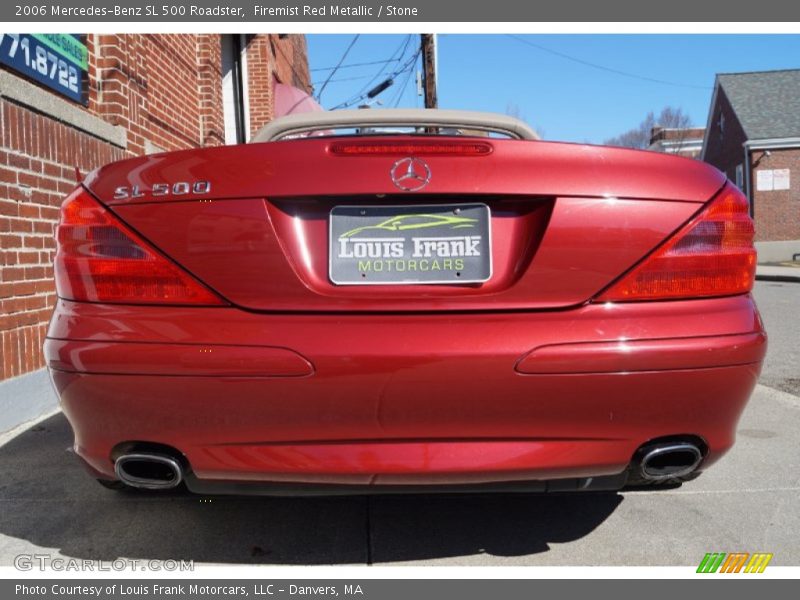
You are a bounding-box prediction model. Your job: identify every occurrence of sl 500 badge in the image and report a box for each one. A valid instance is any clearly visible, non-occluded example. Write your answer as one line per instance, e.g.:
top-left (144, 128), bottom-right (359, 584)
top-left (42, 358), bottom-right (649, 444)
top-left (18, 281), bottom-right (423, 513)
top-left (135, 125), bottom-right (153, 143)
top-left (113, 181), bottom-right (211, 200)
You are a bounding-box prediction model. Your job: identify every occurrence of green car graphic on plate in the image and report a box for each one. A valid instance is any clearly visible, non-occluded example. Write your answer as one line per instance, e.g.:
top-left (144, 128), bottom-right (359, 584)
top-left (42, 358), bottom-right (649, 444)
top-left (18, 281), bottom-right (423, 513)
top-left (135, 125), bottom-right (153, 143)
top-left (341, 213), bottom-right (477, 238)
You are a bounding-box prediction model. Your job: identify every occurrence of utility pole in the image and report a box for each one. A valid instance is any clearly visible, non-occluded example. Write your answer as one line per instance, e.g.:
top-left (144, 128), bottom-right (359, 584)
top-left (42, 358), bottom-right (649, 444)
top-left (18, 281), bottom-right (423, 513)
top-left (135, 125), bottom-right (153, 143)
top-left (420, 34), bottom-right (438, 109)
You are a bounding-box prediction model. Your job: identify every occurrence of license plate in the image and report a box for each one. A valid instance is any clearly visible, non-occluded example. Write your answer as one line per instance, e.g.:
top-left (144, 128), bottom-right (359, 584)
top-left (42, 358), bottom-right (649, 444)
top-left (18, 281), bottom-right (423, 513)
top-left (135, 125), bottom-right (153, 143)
top-left (329, 204), bottom-right (492, 285)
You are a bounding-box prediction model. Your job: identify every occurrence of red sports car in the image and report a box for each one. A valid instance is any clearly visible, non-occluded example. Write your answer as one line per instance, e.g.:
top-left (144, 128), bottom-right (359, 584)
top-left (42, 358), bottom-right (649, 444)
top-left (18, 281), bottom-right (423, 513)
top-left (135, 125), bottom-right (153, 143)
top-left (44, 109), bottom-right (766, 494)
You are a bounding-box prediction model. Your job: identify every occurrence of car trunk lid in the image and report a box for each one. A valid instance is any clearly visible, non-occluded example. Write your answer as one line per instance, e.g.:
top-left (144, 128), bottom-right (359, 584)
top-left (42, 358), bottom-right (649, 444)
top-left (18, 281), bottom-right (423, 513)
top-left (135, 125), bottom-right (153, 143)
top-left (83, 137), bottom-right (724, 312)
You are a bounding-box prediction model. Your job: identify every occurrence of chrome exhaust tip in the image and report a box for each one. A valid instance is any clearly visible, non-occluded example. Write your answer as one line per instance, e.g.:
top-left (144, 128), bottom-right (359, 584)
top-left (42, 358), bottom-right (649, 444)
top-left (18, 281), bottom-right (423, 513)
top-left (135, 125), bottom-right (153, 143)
top-left (114, 453), bottom-right (183, 490)
top-left (639, 442), bottom-right (703, 481)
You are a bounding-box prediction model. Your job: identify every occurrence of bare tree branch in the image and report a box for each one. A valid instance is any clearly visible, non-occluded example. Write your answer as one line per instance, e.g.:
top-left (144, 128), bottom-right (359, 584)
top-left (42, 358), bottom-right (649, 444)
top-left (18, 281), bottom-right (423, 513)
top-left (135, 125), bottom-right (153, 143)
top-left (604, 107), bottom-right (692, 149)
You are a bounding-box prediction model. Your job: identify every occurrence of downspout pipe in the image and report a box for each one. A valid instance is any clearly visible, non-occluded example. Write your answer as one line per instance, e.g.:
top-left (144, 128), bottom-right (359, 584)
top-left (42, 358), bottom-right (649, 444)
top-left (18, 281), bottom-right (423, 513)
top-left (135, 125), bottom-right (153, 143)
top-left (743, 142), bottom-right (753, 217)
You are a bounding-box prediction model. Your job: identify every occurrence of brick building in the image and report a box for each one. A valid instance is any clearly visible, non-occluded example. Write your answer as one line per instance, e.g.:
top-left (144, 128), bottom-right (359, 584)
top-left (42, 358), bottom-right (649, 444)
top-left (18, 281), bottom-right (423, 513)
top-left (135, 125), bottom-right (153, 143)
top-left (0, 34), bottom-right (311, 384)
top-left (648, 126), bottom-right (705, 159)
top-left (701, 69), bottom-right (800, 261)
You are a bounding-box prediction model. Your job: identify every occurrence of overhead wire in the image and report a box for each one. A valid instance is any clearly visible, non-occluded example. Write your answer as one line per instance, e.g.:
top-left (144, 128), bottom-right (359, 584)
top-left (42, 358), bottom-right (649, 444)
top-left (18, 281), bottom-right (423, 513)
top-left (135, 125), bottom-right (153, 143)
top-left (352, 35), bottom-right (413, 99)
top-left (327, 35), bottom-right (413, 110)
top-left (391, 54), bottom-right (419, 107)
top-left (315, 35), bottom-right (361, 103)
top-left (506, 34), bottom-right (711, 90)
top-left (310, 58), bottom-right (405, 72)
top-left (311, 74), bottom-right (377, 86)
top-left (331, 47), bottom-right (421, 110)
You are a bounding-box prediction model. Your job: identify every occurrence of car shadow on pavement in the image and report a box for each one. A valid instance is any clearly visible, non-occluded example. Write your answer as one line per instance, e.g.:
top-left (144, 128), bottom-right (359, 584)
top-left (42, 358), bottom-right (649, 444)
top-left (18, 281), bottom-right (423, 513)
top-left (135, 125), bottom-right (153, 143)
top-left (0, 413), bottom-right (623, 565)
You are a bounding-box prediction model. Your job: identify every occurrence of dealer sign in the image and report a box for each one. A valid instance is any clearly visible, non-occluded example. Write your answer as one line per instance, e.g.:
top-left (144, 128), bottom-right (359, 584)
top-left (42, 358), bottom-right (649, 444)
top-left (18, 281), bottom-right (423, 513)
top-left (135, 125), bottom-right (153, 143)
top-left (329, 203), bottom-right (492, 285)
top-left (0, 34), bottom-right (87, 105)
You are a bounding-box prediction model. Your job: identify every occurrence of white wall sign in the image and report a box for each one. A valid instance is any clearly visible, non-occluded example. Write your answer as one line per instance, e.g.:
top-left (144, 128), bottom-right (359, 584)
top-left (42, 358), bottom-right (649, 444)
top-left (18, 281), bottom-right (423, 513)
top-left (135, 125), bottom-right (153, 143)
top-left (756, 169), bottom-right (774, 191)
top-left (773, 168), bottom-right (791, 191)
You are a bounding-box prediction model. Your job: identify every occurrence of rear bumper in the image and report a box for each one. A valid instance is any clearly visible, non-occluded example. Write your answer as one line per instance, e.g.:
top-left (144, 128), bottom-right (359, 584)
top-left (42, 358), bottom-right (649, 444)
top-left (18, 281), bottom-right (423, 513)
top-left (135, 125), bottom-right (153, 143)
top-left (45, 295), bottom-right (765, 488)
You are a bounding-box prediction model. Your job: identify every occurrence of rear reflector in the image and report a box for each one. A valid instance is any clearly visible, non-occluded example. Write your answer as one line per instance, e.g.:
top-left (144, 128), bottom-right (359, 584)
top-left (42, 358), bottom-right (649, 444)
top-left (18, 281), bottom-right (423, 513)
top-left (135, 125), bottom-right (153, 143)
top-left (597, 183), bottom-right (756, 302)
top-left (55, 188), bottom-right (225, 305)
top-left (329, 141), bottom-right (493, 156)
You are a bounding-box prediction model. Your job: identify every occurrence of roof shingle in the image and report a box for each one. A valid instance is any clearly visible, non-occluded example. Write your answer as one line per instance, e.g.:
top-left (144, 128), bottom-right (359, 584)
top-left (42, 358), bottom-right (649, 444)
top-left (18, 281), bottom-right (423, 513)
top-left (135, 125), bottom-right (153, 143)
top-left (717, 69), bottom-right (800, 140)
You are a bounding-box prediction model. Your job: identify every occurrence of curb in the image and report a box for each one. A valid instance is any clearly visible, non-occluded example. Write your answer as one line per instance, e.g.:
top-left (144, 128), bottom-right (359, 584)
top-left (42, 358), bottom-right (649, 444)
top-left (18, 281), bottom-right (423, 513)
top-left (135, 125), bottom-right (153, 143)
top-left (0, 369), bottom-right (58, 436)
top-left (756, 274), bottom-right (800, 283)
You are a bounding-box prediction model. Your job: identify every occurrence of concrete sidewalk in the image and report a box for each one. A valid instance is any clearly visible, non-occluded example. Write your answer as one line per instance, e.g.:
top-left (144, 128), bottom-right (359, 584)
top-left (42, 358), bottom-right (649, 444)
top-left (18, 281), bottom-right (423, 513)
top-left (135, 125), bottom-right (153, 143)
top-left (0, 281), bottom-right (796, 567)
top-left (0, 370), bottom-right (57, 436)
top-left (756, 264), bottom-right (800, 283)
top-left (0, 383), bottom-right (798, 566)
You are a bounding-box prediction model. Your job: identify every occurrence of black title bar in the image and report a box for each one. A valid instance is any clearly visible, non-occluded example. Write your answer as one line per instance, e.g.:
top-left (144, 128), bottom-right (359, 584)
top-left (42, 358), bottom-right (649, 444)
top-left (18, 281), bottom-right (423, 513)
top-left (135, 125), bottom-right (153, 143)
top-left (4, 0), bottom-right (800, 22)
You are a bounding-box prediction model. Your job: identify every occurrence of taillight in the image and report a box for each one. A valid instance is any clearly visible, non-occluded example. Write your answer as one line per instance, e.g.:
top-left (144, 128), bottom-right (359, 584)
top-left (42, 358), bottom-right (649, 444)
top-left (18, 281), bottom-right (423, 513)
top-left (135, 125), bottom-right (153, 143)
top-left (329, 141), bottom-right (493, 156)
top-left (597, 183), bottom-right (756, 302)
top-left (55, 188), bottom-right (224, 305)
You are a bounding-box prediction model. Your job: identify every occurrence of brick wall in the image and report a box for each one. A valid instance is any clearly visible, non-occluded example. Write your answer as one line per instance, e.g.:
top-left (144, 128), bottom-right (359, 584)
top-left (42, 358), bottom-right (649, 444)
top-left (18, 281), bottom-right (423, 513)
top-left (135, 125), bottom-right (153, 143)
top-left (0, 34), bottom-right (309, 381)
top-left (652, 127), bottom-right (706, 143)
top-left (701, 86), bottom-right (800, 242)
top-left (91, 34), bottom-right (222, 153)
top-left (246, 34), bottom-right (313, 138)
top-left (0, 101), bottom-right (127, 379)
top-left (245, 35), bottom-right (274, 137)
top-left (275, 35), bottom-right (312, 92)
top-left (198, 34), bottom-right (225, 147)
top-left (750, 148), bottom-right (800, 242)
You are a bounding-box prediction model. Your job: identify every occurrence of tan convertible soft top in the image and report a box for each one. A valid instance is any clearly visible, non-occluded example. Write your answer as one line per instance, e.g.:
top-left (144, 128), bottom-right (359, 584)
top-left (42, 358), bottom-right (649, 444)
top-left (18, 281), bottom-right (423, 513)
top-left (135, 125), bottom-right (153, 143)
top-left (251, 108), bottom-right (540, 142)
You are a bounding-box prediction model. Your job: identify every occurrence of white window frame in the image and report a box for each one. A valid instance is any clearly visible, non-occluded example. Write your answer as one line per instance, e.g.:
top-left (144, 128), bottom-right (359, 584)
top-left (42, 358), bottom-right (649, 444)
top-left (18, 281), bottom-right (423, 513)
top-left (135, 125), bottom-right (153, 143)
top-left (221, 34), bottom-right (251, 145)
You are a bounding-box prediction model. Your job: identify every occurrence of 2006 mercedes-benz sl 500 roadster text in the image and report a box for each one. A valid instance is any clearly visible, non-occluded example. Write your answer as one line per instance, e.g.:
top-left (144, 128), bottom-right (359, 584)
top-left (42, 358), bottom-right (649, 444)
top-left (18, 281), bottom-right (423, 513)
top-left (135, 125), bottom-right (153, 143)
top-left (44, 109), bottom-right (766, 494)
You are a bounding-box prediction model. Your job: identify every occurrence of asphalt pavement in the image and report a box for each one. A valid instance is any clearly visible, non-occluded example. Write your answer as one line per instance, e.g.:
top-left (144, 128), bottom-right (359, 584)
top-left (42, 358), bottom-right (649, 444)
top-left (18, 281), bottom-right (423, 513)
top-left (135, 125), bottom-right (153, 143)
top-left (0, 281), bottom-right (797, 567)
top-left (753, 280), bottom-right (800, 396)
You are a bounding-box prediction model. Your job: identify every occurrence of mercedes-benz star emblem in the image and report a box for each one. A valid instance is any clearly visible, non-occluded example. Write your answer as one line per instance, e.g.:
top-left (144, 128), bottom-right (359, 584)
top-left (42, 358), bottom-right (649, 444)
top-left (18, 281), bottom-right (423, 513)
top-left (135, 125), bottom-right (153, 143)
top-left (390, 157), bottom-right (431, 192)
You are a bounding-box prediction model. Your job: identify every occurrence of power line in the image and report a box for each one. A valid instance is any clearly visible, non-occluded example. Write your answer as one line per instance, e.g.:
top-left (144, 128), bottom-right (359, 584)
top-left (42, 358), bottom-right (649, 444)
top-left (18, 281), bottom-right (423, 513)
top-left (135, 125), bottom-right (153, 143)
top-left (312, 43), bottom-right (412, 86)
top-left (315, 35), bottom-right (360, 103)
top-left (311, 37), bottom-right (412, 87)
top-left (311, 74), bottom-right (376, 86)
top-left (506, 35), bottom-right (711, 90)
top-left (395, 48), bottom-right (422, 106)
top-left (310, 59), bottom-right (403, 72)
top-left (331, 48), bottom-right (420, 110)
top-left (389, 43), bottom-right (421, 109)
top-left (353, 35), bottom-right (413, 97)
top-left (391, 59), bottom-right (418, 108)
top-left (326, 35), bottom-right (413, 111)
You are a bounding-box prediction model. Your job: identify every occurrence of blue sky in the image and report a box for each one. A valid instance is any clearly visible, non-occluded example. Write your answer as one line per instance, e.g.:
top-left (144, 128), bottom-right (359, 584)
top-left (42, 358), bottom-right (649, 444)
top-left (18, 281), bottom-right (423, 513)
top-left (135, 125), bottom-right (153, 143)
top-left (306, 34), bottom-right (800, 144)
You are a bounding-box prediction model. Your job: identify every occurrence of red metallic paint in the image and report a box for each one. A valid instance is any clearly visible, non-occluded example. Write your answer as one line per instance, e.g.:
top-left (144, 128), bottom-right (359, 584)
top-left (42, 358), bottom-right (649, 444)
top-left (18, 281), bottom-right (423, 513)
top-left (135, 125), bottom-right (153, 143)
top-left (46, 136), bottom-right (765, 490)
top-left (44, 340), bottom-right (314, 377)
top-left (109, 195), bottom-right (701, 311)
top-left (84, 137), bottom-right (725, 204)
top-left (515, 332), bottom-right (766, 374)
top-left (47, 293), bottom-right (764, 485)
